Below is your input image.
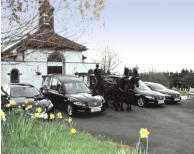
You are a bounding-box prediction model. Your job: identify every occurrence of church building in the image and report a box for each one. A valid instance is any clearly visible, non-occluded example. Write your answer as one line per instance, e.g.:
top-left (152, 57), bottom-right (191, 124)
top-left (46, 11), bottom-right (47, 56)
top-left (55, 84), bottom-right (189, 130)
top-left (1, 0), bottom-right (96, 88)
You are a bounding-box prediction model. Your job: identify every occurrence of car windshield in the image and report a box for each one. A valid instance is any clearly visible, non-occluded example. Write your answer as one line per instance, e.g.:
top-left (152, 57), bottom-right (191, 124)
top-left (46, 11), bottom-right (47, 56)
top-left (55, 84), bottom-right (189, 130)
top-left (149, 83), bottom-right (167, 90)
top-left (10, 86), bottom-right (40, 98)
top-left (135, 80), bottom-right (150, 91)
top-left (64, 81), bottom-right (90, 94)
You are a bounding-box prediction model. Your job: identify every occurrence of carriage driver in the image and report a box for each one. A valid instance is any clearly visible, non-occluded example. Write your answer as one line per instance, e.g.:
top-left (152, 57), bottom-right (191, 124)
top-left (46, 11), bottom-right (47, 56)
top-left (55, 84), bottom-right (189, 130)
top-left (94, 64), bottom-right (103, 94)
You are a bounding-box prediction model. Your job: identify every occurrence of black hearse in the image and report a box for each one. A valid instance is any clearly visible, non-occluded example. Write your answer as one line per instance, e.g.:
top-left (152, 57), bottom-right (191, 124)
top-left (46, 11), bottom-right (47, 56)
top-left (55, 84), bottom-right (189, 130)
top-left (40, 74), bottom-right (106, 116)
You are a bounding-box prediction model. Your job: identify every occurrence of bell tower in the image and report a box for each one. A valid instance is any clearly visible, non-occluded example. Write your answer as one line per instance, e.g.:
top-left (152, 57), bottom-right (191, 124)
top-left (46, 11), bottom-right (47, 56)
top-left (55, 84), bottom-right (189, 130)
top-left (39, 0), bottom-right (54, 32)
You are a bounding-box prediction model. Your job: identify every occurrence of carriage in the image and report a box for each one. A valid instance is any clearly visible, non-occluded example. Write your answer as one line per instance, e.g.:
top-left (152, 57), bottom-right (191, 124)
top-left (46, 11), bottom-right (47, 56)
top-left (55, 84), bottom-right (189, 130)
top-left (76, 67), bottom-right (140, 111)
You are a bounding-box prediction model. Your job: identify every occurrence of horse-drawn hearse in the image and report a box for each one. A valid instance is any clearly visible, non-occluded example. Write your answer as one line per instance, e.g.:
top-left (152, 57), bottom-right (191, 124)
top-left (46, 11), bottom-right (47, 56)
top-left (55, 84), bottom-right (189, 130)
top-left (77, 67), bottom-right (141, 111)
top-left (76, 67), bottom-right (165, 111)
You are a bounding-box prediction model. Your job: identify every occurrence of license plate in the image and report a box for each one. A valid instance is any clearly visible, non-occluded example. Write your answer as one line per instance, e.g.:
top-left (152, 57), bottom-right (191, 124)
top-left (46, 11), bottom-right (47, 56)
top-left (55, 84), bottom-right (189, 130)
top-left (158, 100), bottom-right (164, 104)
top-left (174, 98), bottom-right (180, 101)
top-left (91, 107), bottom-right (101, 112)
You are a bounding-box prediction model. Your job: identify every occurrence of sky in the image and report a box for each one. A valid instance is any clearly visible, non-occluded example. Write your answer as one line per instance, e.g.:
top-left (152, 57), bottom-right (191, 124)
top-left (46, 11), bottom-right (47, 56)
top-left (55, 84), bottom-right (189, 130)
top-left (78, 0), bottom-right (194, 73)
top-left (2, 0), bottom-right (194, 73)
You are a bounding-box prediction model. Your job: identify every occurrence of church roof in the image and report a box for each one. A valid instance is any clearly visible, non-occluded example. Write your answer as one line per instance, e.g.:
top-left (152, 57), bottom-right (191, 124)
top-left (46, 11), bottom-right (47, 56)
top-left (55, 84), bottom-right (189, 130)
top-left (2, 0), bottom-right (87, 56)
top-left (3, 30), bottom-right (87, 54)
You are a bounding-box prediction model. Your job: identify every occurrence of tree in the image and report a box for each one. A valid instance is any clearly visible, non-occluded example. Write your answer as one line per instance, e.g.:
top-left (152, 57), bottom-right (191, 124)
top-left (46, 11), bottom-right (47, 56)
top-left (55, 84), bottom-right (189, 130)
top-left (100, 46), bottom-right (121, 75)
top-left (1, 0), bottom-right (105, 57)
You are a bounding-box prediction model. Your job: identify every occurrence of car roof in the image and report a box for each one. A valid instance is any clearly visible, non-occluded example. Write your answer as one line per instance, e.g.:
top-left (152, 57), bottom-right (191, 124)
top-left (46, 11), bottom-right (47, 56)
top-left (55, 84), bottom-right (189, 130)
top-left (43, 74), bottom-right (80, 83)
top-left (9, 83), bottom-right (35, 87)
top-left (106, 75), bottom-right (133, 79)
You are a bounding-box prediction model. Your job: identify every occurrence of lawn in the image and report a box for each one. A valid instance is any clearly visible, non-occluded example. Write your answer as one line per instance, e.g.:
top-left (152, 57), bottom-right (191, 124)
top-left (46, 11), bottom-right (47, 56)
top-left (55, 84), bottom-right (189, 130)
top-left (1, 111), bottom-right (148, 154)
top-left (177, 90), bottom-right (188, 96)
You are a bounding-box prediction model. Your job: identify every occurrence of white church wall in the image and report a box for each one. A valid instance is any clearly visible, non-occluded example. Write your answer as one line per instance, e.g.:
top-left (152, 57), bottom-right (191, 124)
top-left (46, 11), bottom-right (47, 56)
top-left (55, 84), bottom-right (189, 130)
top-left (66, 62), bottom-right (96, 75)
top-left (2, 49), bottom-right (96, 89)
top-left (1, 61), bottom-right (47, 89)
top-left (24, 49), bottom-right (83, 63)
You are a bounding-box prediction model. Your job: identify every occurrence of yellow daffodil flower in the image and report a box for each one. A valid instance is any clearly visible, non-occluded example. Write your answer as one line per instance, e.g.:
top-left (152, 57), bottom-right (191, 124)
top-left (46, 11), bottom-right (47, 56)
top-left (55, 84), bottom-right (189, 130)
top-left (139, 128), bottom-right (149, 138)
top-left (1, 110), bottom-right (6, 117)
top-left (25, 107), bottom-right (29, 111)
top-left (6, 104), bottom-right (11, 108)
top-left (35, 113), bottom-right (39, 118)
top-left (37, 107), bottom-right (42, 113)
top-left (1, 110), bottom-right (6, 121)
top-left (35, 102), bottom-right (38, 106)
top-left (27, 105), bottom-right (32, 109)
top-left (25, 100), bottom-right (29, 104)
top-left (18, 106), bottom-right (21, 109)
top-left (71, 128), bottom-right (76, 134)
top-left (11, 100), bottom-right (16, 105)
top-left (68, 117), bottom-right (72, 123)
top-left (50, 114), bottom-right (55, 119)
top-left (57, 112), bottom-right (62, 119)
top-left (22, 104), bottom-right (25, 107)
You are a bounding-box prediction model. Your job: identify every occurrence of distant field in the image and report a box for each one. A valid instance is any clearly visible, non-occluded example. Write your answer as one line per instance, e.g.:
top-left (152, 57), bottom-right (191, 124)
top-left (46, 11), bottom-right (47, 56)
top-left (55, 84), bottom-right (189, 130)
top-left (177, 90), bottom-right (188, 96)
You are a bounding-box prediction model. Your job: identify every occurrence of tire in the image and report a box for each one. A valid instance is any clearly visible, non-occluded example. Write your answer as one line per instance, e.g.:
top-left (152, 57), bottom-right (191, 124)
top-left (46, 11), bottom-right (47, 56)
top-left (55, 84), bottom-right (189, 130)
top-left (137, 97), bottom-right (146, 107)
top-left (67, 103), bottom-right (74, 116)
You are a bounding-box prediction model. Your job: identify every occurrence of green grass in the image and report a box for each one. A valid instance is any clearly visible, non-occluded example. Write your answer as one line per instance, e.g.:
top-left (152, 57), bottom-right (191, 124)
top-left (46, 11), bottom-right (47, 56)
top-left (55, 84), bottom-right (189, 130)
top-left (1, 111), bottom-right (148, 154)
top-left (177, 90), bottom-right (188, 96)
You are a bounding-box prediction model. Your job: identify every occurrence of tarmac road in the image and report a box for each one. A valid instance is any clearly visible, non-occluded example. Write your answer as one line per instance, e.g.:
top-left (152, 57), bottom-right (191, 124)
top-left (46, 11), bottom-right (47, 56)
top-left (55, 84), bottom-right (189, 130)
top-left (56, 100), bottom-right (194, 154)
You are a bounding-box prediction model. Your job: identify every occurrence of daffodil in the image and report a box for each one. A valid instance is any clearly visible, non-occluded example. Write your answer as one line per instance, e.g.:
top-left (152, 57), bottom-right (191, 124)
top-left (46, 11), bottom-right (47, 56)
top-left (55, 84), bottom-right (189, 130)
top-left (35, 102), bottom-right (38, 106)
top-left (1, 110), bottom-right (6, 117)
top-left (22, 104), bottom-right (25, 107)
top-left (6, 104), bottom-right (11, 108)
top-left (37, 107), bottom-right (42, 113)
top-left (25, 107), bottom-right (29, 111)
top-left (18, 105), bottom-right (21, 109)
top-left (27, 105), bottom-right (32, 109)
top-left (1, 116), bottom-right (6, 121)
top-left (1, 110), bottom-right (6, 121)
top-left (71, 128), bottom-right (77, 134)
top-left (68, 117), bottom-right (72, 123)
top-left (57, 112), bottom-right (62, 119)
top-left (25, 100), bottom-right (29, 104)
top-left (50, 113), bottom-right (55, 119)
top-left (139, 128), bottom-right (149, 138)
top-left (10, 100), bottom-right (16, 105)
top-left (35, 113), bottom-right (40, 118)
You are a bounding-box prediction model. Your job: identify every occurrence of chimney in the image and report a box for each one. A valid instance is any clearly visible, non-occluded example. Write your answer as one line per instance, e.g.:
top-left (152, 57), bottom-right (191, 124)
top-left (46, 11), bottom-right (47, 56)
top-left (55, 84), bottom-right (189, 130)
top-left (39, 0), bottom-right (54, 32)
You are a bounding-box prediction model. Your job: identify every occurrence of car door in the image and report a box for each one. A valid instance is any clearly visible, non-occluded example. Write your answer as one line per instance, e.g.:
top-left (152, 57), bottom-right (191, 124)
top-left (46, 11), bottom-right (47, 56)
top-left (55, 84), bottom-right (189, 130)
top-left (48, 78), bottom-right (64, 108)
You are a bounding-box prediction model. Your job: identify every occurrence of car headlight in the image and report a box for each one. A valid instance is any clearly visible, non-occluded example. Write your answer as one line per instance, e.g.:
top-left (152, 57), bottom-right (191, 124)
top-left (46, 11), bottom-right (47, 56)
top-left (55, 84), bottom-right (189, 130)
top-left (73, 102), bottom-right (86, 107)
top-left (145, 95), bottom-right (155, 99)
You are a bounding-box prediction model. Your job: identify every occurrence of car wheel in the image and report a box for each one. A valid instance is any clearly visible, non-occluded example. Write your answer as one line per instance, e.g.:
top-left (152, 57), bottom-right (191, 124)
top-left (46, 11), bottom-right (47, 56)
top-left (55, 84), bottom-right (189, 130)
top-left (137, 97), bottom-right (145, 107)
top-left (67, 103), bottom-right (74, 116)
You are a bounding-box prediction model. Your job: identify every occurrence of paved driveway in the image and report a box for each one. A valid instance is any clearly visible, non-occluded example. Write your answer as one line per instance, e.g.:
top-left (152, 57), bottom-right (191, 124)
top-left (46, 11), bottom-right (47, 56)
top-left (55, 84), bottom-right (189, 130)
top-left (56, 100), bottom-right (194, 154)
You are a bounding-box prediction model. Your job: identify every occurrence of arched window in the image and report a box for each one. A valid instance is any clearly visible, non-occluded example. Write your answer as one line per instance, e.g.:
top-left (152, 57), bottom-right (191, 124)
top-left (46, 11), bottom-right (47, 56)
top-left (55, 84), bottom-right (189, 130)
top-left (48, 52), bottom-right (63, 62)
top-left (10, 69), bottom-right (20, 83)
top-left (47, 52), bottom-right (65, 75)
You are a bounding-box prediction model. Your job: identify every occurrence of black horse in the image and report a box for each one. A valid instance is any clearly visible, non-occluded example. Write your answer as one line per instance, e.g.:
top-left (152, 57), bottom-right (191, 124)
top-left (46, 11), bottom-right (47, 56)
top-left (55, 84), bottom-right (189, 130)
top-left (101, 67), bottom-right (139, 111)
top-left (90, 67), bottom-right (139, 111)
